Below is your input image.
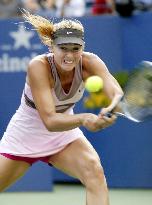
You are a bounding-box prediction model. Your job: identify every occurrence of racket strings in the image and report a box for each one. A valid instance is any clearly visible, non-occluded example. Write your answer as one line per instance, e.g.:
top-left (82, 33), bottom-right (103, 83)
top-left (124, 67), bottom-right (152, 107)
top-left (120, 65), bottom-right (152, 121)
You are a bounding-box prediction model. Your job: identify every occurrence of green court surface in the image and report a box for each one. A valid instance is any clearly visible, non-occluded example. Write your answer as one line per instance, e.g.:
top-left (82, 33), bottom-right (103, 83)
top-left (1, 184), bottom-right (152, 205)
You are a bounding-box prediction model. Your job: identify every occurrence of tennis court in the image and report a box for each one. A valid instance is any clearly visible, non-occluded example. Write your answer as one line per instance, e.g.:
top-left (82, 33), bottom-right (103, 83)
top-left (1, 184), bottom-right (152, 205)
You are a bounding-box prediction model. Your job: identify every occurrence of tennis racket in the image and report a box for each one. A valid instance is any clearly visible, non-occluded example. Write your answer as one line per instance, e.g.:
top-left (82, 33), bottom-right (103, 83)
top-left (107, 61), bottom-right (152, 122)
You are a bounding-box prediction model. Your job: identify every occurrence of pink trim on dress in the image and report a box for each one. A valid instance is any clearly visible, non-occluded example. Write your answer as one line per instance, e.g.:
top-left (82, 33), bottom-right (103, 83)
top-left (0, 153), bottom-right (50, 165)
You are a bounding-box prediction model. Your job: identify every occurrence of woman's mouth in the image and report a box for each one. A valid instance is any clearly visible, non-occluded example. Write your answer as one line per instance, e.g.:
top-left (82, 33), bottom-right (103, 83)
top-left (64, 59), bottom-right (73, 64)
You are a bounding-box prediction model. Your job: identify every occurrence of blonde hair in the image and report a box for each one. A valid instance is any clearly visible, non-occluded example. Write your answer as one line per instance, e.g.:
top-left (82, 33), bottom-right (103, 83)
top-left (22, 10), bottom-right (84, 47)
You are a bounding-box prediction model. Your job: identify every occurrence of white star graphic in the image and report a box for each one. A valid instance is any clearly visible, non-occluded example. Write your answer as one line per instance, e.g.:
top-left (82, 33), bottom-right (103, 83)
top-left (10, 25), bottom-right (34, 49)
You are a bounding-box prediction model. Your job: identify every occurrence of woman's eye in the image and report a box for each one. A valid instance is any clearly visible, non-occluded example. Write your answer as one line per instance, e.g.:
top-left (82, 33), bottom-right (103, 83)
top-left (59, 46), bottom-right (81, 52)
top-left (60, 47), bottom-right (67, 51)
top-left (73, 47), bottom-right (80, 51)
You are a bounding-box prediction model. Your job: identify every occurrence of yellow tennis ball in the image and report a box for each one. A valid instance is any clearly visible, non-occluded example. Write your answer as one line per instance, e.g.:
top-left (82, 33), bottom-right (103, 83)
top-left (85, 76), bottom-right (103, 92)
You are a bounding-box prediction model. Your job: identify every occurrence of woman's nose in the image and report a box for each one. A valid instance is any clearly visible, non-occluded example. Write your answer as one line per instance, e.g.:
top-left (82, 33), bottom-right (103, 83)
top-left (65, 51), bottom-right (74, 58)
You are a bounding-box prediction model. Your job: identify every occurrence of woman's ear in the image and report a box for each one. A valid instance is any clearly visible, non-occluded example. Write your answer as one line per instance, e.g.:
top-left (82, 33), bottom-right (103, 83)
top-left (48, 45), bottom-right (54, 53)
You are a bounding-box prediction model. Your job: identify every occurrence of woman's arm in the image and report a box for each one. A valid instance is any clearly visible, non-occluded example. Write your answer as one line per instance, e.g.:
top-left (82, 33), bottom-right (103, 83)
top-left (27, 57), bottom-right (110, 132)
top-left (27, 58), bottom-right (85, 131)
top-left (82, 52), bottom-right (124, 115)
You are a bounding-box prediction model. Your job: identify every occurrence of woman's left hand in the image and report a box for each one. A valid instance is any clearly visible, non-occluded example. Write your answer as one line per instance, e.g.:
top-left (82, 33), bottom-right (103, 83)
top-left (93, 114), bottom-right (117, 131)
top-left (99, 94), bottom-right (123, 118)
top-left (99, 106), bottom-right (115, 117)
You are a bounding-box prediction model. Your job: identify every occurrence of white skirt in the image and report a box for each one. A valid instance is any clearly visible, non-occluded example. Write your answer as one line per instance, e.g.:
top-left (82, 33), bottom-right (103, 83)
top-left (0, 104), bottom-right (85, 158)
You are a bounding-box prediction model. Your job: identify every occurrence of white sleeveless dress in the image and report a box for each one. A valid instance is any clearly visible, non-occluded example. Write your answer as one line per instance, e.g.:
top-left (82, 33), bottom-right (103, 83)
top-left (0, 53), bottom-right (85, 157)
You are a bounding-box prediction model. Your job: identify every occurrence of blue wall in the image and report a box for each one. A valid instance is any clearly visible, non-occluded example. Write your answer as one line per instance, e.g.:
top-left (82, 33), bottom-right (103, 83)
top-left (0, 12), bottom-right (152, 189)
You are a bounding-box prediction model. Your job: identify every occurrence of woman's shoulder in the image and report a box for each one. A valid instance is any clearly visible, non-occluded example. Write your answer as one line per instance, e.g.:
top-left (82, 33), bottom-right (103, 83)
top-left (27, 54), bottom-right (51, 77)
top-left (82, 52), bottom-right (101, 62)
top-left (29, 54), bottom-right (48, 65)
top-left (26, 53), bottom-right (53, 86)
top-left (82, 52), bottom-right (103, 66)
top-left (81, 51), bottom-right (107, 78)
top-left (27, 54), bottom-right (51, 74)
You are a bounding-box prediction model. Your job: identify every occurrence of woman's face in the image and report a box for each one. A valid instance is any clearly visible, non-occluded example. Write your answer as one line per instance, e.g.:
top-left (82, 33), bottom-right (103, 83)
top-left (52, 43), bottom-right (83, 72)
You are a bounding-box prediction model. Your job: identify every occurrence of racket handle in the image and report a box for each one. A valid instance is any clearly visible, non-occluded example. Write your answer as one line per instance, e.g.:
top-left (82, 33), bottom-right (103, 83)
top-left (105, 111), bottom-right (121, 118)
top-left (104, 97), bottom-right (124, 118)
top-left (105, 112), bottom-right (113, 118)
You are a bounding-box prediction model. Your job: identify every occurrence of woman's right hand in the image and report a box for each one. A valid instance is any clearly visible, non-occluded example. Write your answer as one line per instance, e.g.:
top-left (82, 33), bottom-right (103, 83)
top-left (82, 113), bottom-right (116, 132)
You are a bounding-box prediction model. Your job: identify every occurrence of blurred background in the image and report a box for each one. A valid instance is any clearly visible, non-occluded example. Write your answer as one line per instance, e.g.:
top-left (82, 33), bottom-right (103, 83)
top-left (0, 0), bottom-right (152, 204)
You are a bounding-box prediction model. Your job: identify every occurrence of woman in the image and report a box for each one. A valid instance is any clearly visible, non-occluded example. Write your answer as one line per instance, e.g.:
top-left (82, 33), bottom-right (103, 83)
top-left (0, 11), bottom-right (123, 205)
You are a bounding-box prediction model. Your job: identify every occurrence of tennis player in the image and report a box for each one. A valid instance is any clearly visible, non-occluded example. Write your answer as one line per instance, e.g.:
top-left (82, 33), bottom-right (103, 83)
top-left (0, 12), bottom-right (123, 205)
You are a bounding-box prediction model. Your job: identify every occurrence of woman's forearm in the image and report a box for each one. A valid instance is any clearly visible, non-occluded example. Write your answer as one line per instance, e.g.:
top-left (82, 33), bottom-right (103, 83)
top-left (43, 113), bottom-right (85, 132)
